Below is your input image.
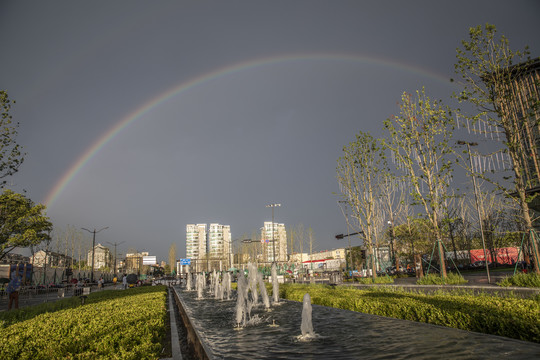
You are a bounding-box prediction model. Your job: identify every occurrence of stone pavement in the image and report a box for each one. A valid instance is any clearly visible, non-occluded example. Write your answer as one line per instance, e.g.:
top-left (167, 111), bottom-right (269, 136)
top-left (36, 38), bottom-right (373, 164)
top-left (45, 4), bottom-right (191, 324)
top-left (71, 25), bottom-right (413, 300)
top-left (0, 284), bottom-right (121, 312)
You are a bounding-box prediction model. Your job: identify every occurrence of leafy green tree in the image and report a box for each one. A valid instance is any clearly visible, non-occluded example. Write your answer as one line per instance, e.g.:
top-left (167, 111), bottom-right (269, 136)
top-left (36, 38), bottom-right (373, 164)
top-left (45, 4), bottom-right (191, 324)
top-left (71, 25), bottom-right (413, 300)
top-left (0, 91), bottom-right (24, 186)
top-left (0, 189), bottom-right (53, 260)
top-left (394, 218), bottom-right (433, 264)
top-left (383, 89), bottom-right (455, 277)
top-left (349, 246), bottom-right (365, 271)
top-left (453, 24), bottom-right (540, 273)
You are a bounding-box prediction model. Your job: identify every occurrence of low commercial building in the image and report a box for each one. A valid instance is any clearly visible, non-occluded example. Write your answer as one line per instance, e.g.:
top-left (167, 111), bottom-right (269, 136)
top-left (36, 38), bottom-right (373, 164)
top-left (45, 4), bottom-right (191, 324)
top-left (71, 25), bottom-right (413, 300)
top-left (31, 250), bottom-right (72, 267)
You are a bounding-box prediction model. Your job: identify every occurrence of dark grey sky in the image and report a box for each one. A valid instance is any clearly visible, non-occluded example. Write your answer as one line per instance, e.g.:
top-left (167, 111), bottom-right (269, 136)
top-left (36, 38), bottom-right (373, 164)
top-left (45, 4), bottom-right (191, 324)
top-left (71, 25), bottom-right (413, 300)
top-left (2, 1), bottom-right (539, 262)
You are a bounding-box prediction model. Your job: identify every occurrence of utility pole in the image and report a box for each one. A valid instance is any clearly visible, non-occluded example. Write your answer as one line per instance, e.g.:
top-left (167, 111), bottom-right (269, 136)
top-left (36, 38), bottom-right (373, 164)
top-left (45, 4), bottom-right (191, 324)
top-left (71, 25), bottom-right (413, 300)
top-left (43, 232), bottom-right (51, 285)
top-left (266, 204), bottom-right (281, 264)
top-left (457, 140), bottom-right (491, 283)
top-left (388, 220), bottom-right (396, 270)
top-left (338, 201), bottom-right (352, 272)
top-left (106, 240), bottom-right (125, 275)
top-left (81, 227), bottom-right (109, 283)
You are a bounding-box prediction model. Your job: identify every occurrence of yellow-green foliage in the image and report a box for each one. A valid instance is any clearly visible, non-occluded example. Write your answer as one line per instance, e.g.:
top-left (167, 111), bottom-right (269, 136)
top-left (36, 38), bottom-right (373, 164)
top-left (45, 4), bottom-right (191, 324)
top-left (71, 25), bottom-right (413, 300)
top-left (416, 273), bottom-right (468, 285)
top-left (0, 286), bottom-right (167, 359)
top-left (354, 276), bottom-right (394, 284)
top-left (498, 273), bottom-right (540, 288)
top-left (280, 284), bottom-right (540, 343)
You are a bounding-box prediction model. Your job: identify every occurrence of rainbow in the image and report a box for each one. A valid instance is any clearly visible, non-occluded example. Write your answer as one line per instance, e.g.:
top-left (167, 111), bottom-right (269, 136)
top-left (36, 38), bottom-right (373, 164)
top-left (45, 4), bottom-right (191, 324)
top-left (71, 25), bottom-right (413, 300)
top-left (44, 53), bottom-right (453, 207)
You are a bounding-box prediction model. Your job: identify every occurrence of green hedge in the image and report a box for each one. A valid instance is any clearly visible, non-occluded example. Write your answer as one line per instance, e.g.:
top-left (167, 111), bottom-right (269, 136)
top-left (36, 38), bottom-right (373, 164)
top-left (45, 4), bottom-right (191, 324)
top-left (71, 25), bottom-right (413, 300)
top-left (280, 284), bottom-right (540, 343)
top-left (498, 273), bottom-right (540, 288)
top-left (354, 276), bottom-right (394, 284)
top-left (416, 273), bottom-right (468, 285)
top-left (0, 286), bottom-right (167, 359)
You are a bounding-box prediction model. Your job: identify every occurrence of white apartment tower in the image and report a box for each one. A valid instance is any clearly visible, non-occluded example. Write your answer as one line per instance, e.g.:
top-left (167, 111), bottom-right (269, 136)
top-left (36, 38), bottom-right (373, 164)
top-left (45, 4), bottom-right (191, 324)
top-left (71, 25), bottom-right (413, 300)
top-left (261, 221), bottom-right (287, 263)
top-left (208, 223), bottom-right (231, 261)
top-left (186, 224), bottom-right (207, 261)
top-left (186, 223), bottom-right (231, 271)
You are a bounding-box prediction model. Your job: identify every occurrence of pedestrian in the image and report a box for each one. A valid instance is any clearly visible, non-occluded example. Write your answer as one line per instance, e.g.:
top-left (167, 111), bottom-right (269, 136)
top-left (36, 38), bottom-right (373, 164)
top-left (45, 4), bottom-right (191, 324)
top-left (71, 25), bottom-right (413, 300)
top-left (6, 271), bottom-right (22, 310)
top-left (98, 276), bottom-right (104, 290)
top-left (122, 274), bottom-right (127, 290)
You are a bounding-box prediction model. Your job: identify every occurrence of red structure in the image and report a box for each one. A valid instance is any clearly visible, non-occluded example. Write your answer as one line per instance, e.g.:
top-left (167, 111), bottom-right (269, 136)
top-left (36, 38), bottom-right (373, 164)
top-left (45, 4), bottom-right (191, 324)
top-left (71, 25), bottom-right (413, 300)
top-left (469, 247), bottom-right (519, 265)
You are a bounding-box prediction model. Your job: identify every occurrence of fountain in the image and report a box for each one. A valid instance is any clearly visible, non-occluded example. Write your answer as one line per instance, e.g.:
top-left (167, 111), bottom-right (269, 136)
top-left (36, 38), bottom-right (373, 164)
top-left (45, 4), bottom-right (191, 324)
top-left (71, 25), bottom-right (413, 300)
top-left (196, 273), bottom-right (204, 299)
top-left (300, 293), bottom-right (315, 338)
top-left (173, 283), bottom-right (540, 359)
top-left (258, 272), bottom-right (270, 309)
top-left (172, 261), bottom-right (540, 357)
top-left (235, 271), bottom-right (247, 327)
top-left (247, 263), bottom-right (259, 308)
top-left (223, 271), bottom-right (231, 300)
top-left (186, 269), bottom-right (192, 291)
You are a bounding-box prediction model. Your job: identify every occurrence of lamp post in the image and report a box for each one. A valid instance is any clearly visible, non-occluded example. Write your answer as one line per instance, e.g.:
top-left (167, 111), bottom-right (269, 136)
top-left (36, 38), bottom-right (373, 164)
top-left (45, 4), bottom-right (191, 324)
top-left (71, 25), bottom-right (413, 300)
top-left (266, 203), bottom-right (281, 264)
top-left (387, 220), bottom-right (395, 270)
top-left (230, 238), bottom-right (253, 269)
top-left (81, 227), bottom-right (109, 283)
top-left (457, 140), bottom-right (491, 283)
top-left (338, 201), bottom-right (352, 271)
top-left (106, 240), bottom-right (125, 275)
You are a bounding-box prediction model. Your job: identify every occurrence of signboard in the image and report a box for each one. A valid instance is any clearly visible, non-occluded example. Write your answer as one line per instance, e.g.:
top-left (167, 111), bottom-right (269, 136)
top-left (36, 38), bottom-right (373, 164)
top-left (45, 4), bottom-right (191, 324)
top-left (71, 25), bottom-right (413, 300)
top-left (180, 258), bottom-right (191, 266)
top-left (142, 256), bottom-right (157, 265)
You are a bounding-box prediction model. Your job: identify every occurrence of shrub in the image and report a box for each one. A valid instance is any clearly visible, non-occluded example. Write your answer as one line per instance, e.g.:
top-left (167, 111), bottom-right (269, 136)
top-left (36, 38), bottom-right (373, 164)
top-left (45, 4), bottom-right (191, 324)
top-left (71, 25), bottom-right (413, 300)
top-left (416, 273), bottom-right (468, 285)
top-left (498, 273), bottom-right (540, 288)
top-left (0, 286), bottom-right (167, 359)
top-left (355, 276), bottom-right (394, 284)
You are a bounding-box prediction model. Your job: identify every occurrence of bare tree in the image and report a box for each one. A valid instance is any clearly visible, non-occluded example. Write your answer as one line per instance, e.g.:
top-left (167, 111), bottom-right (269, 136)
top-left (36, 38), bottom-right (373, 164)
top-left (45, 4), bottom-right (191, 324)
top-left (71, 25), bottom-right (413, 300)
top-left (169, 243), bottom-right (177, 275)
top-left (337, 131), bottom-right (385, 279)
top-left (383, 89), bottom-right (455, 277)
top-left (379, 163), bottom-right (405, 271)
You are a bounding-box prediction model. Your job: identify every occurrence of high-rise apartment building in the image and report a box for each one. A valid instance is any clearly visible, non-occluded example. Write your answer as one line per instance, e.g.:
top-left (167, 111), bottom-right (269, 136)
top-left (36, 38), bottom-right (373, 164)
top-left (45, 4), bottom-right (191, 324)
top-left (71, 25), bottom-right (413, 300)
top-left (186, 223), bottom-right (231, 271)
top-left (261, 221), bottom-right (287, 263)
top-left (186, 224), bottom-right (207, 260)
top-left (505, 58), bottom-right (540, 190)
top-left (208, 223), bottom-right (231, 261)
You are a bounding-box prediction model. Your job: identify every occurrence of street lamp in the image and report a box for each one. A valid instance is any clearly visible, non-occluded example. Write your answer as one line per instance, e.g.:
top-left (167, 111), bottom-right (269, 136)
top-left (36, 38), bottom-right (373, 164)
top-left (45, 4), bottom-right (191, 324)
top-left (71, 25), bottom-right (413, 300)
top-left (387, 220), bottom-right (395, 269)
top-left (457, 140), bottom-right (491, 283)
top-left (338, 200), bottom-right (352, 271)
top-left (81, 227), bottom-right (109, 283)
top-left (106, 240), bottom-right (125, 275)
top-left (230, 238), bottom-right (254, 269)
top-left (335, 231), bottom-right (364, 272)
top-left (266, 203), bottom-right (281, 263)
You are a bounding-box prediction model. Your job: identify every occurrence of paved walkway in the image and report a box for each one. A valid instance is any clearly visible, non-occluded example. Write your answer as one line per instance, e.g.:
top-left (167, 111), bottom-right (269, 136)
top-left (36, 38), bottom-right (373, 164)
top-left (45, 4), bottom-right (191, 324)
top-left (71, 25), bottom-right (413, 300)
top-left (0, 284), bottom-right (121, 312)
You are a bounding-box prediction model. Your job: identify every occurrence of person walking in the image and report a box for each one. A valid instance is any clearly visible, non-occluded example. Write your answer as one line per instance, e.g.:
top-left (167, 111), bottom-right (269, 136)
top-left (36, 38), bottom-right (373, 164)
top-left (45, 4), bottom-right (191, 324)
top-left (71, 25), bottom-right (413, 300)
top-left (98, 276), bottom-right (104, 290)
top-left (122, 274), bottom-right (127, 290)
top-left (6, 271), bottom-right (22, 310)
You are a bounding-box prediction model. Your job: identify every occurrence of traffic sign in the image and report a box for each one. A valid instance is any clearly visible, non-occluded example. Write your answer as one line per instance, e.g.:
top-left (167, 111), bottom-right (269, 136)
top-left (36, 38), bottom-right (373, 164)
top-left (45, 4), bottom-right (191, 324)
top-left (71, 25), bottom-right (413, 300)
top-left (180, 258), bottom-right (191, 265)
